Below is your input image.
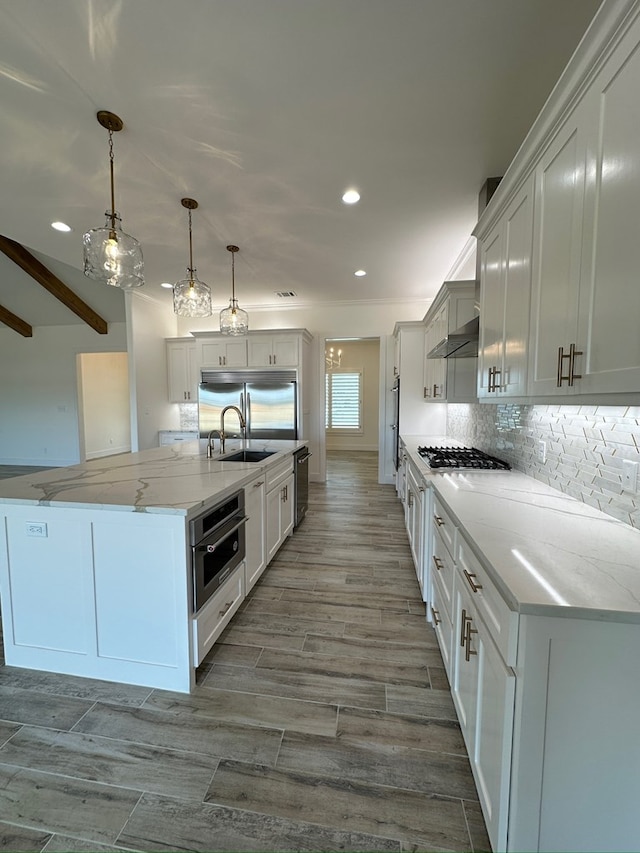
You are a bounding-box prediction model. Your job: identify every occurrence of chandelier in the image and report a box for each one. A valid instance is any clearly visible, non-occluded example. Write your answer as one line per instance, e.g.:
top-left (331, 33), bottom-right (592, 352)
top-left (325, 346), bottom-right (342, 369)
top-left (220, 244), bottom-right (249, 336)
top-left (83, 110), bottom-right (144, 289)
top-left (173, 198), bottom-right (213, 318)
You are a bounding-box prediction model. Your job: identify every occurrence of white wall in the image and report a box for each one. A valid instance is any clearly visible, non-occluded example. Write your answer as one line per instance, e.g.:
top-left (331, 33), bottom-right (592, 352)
top-left (0, 322), bottom-right (127, 466)
top-left (77, 352), bottom-right (131, 460)
top-left (176, 298), bottom-right (431, 338)
top-left (326, 339), bottom-right (380, 451)
top-left (125, 292), bottom-right (179, 451)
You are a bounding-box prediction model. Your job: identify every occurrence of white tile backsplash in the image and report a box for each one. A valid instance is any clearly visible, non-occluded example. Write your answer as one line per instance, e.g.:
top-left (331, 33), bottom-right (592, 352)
top-left (447, 403), bottom-right (640, 530)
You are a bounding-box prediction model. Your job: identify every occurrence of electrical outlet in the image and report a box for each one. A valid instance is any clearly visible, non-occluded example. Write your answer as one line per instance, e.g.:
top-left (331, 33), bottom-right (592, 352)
top-left (26, 522), bottom-right (47, 537)
top-left (537, 441), bottom-right (546, 464)
top-left (622, 459), bottom-right (639, 492)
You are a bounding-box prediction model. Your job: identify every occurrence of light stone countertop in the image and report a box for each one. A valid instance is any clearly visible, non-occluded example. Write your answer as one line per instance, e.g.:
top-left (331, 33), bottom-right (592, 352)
top-left (401, 434), bottom-right (640, 624)
top-left (0, 439), bottom-right (307, 518)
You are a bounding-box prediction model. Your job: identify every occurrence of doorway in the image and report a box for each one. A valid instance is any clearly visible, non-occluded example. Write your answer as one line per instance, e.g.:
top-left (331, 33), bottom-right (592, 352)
top-left (76, 352), bottom-right (131, 461)
top-left (323, 337), bottom-right (380, 462)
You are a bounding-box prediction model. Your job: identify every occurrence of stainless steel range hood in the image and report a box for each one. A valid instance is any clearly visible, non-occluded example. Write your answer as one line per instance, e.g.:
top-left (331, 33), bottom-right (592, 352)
top-left (426, 315), bottom-right (479, 359)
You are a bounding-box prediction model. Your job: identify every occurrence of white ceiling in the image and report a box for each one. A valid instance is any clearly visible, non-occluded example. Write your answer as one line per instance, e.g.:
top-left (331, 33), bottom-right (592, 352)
top-left (0, 0), bottom-right (602, 328)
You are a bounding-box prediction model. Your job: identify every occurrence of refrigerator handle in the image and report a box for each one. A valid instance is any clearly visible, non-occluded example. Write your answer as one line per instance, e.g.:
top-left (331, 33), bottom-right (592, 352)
top-left (246, 392), bottom-right (252, 436)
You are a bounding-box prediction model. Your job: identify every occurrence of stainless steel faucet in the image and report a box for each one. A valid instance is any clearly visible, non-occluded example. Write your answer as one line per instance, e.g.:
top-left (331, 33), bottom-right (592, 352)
top-left (219, 405), bottom-right (246, 454)
top-left (206, 429), bottom-right (216, 458)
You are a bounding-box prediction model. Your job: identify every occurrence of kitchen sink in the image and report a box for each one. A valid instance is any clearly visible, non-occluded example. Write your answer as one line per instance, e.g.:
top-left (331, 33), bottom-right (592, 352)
top-left (220, 450), bottom-right (277, 463)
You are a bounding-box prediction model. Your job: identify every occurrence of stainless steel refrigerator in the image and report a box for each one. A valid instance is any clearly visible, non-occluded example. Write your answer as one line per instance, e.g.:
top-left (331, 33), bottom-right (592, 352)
top-left (198, 369), bottom-right (298, 440)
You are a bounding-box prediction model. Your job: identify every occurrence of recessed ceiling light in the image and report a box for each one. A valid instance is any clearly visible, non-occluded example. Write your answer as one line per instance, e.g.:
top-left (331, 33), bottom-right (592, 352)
top-left (160, 282), bottom-right (174, 289)
top-left (342, 189), bottom-right (360, 205)
top-left (51, 221), bottom-right (72, 232)
top-left (354, 269), bottom-right (367, 277)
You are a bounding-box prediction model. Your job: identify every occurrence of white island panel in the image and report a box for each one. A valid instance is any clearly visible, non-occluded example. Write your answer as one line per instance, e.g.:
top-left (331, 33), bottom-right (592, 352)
top-left (5, 509), bottom-right (93, 655)
top-left (93, 515), bottom-right (187, 669)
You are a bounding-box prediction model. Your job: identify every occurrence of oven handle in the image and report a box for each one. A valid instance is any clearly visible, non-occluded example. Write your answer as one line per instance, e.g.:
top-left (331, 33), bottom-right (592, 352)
top-left (193, 515), bottom-right (247, 554)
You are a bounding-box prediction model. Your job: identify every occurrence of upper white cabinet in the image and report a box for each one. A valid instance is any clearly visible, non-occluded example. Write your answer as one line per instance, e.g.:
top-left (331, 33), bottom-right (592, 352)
top-left (475, 1), bottom-right (640, 403)
top-left (528, 111), bottom-right (590, 397)
top-left (199, 338), bottom-right (248, 369)
top-left (478, 175), bottom-right (534, 399)
top-left (423, 280), bottom-right (478, 404)
top-left (248, 334), bottom-right (299, 367)
top-left (166, 339), bottom-right (199, 402)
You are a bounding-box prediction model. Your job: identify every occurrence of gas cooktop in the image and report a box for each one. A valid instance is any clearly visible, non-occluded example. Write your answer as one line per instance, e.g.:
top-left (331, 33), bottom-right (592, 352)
top-left (417, 446), bottom-right (511, 470)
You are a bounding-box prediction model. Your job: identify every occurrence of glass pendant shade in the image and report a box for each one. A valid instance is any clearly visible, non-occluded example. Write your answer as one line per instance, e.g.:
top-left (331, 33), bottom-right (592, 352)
top-left (220, 297), bottom-right (249, 335)
top-left (220, 244), bottom-right (248, 335)
top-left (83, 211), bottom-right (144, 289)
top-left (83, 111), bottom-right (144, 289)
top-left (173, 270), bottom-right (212, 318)
top-left (173, 198), bottom-right (212, 318)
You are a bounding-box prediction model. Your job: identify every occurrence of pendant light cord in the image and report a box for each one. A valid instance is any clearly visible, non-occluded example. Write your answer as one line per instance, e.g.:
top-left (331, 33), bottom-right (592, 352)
top-left (108, 128), bottom-right (116, 236)
top-left (231, 248), bottom-right (235, 300)
top-left (187, 209), bottom-right (194, 277)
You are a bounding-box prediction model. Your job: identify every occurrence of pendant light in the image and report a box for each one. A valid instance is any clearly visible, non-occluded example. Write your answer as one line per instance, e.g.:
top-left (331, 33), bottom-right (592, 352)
top-left (83, 111), bottom-right (144, 289)
top-left (173, 198), bottom-right (213, 318)
top-left (219, 244), bottom-right (249, 335)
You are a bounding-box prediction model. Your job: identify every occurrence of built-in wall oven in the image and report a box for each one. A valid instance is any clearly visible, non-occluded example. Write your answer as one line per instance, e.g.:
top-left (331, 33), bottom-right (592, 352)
top-left (190, 490), bottom-right (247, 613)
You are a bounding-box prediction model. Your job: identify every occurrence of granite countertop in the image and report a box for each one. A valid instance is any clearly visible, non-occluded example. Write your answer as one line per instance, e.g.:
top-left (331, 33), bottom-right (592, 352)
top-left (401, 435), bottom-right (640, 624)
top-left (0, 439), bottom-right (306, 518)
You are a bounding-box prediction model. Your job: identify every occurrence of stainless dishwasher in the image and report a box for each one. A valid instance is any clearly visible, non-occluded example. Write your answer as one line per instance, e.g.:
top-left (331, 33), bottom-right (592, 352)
top-left (293, 447), bottom-right (312, 527)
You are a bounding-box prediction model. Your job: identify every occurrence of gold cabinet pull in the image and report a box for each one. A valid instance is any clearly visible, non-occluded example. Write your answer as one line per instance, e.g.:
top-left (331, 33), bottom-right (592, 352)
top-left (568, 342), bottom-right (582, 386)
top-left (423, 385), bottom-right (430, 398)
top-left (433, 383), bottom-right (439, 398)
top-left (432, 554), bottom-right (444, 571)
top-left (460, 608), bottom-right (470, 647)
top-left (463, 569), bottom-right (483, 593)
top-left (218, 600), bottom-right (234, 618)
top-left (464, 620), bottom-right (478, 662)
top-left (430, 605), bottom-right (441, 626)
top-left (488, 366), bottom-right (494, 392)
top-left (434, 515), bottom-right (444, 527)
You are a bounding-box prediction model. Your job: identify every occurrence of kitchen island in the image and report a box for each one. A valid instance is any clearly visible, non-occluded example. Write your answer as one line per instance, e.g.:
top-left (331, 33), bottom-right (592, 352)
top-left (399, 434), bottom-right (640, 853)
top-left (0, 439), bottom-right (307, 693)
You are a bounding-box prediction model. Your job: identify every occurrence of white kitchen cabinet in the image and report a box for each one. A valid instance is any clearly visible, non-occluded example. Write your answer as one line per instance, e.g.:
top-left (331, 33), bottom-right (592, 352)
top-left (528, 108), bottom-right (589, 397)
top-left (422, 281), bottom-right (478, 404)
top-left (248, 334), bottom-right (299, 367)
top-left (166, 338), bottom-right (199, 402)
top-left (199, 338), bottom-right (248, 369)
top-left (244, 473), bottom-right (267, 592)
top-left (478, 174), bottom-right (534, 400)
top-left (475, 2), bottom-right (640, 403)
top-left (423, 307), bottom-right (447, 402)
top-left (574, 13), bottom-right (640, 395)
top-left (192, 562), bottom-right (245, 666)
top-left (265, 457), bottom-right (295, 562)
top-left (452, 574), bottom-right (516, 853)
top-left (429, 568), bottom-right (453, 681)
top-left (406, 460), bottom-right (425, 592)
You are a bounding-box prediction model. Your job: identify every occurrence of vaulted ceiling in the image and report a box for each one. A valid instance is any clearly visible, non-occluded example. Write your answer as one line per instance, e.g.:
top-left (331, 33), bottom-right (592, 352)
top-left (0, 0), bottom-right (602, 331)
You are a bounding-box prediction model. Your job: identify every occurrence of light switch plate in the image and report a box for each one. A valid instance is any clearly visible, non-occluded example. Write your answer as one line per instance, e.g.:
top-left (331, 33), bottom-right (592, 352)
top-left (26, 522), bottom-right (47, 537)
top-left (537, 441), bottom-right (546, 464)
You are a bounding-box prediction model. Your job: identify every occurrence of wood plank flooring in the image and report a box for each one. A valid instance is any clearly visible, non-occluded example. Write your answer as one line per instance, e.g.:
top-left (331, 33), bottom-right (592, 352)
top-left (0, 451), bottom-right (490, 852)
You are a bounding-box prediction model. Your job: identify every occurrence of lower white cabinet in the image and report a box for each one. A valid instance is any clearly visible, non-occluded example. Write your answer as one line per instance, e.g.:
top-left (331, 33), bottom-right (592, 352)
top-left (452, 568), bottom-right (515, 852)
top-left (430, 569), bottom-right (453, 681)
top-left (192, 562), bottom-right (245, 666)
top-left (406, 460), bottom-right (425, 592)
top-left (244, 473), bottom-right (267, 592)
top-left (265, 458), bottom-right (295, 562)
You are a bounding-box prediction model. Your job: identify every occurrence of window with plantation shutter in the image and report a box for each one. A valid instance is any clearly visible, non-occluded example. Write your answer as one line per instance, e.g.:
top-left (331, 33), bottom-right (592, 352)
top-left (325, 371), bottom-right (363, 432)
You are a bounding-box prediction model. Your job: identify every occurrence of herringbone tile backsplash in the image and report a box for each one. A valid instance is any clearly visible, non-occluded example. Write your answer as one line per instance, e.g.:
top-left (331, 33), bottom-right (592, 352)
top-left (447, 404), bottom-right (640, 530)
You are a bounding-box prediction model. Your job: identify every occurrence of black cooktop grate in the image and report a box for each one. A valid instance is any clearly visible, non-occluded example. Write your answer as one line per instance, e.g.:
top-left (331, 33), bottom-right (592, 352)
top-left (417, 446), bottom-right (511, 470)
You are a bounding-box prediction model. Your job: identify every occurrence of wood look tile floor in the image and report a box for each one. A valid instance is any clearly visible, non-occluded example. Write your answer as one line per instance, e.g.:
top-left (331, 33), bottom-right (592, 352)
top-left (0, 452), bottom-right (491, 852)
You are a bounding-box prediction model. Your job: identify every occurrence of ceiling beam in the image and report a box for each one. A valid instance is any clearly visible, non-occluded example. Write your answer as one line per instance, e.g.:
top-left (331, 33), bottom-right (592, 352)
top-left (0, 304), bottom-right (32, 337)
top-left (0, 235), bottom-right (108, 334)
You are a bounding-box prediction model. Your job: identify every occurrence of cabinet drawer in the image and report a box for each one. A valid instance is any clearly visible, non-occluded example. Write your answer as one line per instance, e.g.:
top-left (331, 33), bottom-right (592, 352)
top-left (433, 495), bottom-right (456, 560)
top-left (431, 526), bottom-right (455, 622)
top-left (192, 562), bottom-right (244, 665)
top-left (456, 538), bottom-right (518, 666)
top-left (266, 456), bottom-right (294, 492)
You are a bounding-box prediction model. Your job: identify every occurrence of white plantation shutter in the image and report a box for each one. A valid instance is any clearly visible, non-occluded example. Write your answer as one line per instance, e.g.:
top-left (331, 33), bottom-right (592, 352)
top-left (325, 371), bottom-right (362, 431)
